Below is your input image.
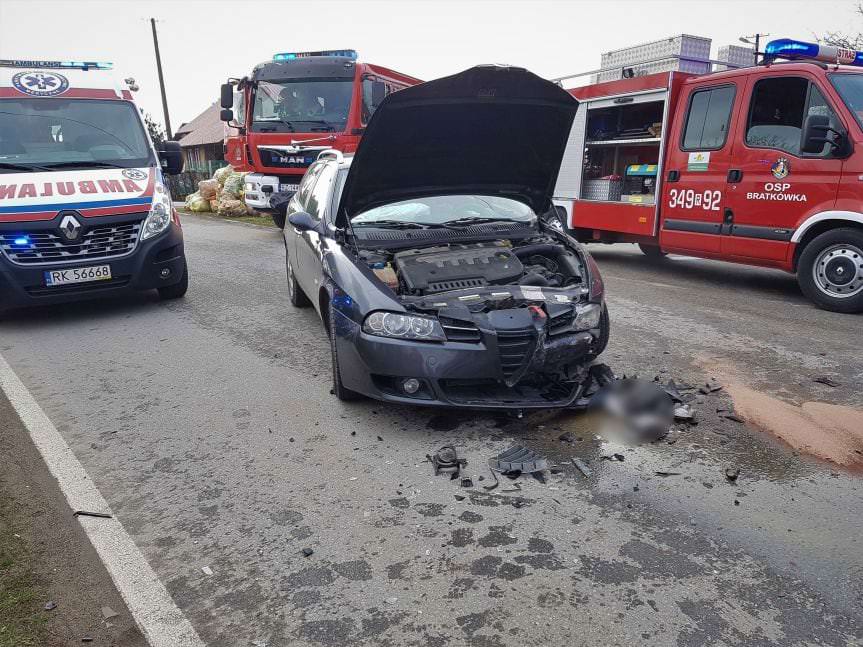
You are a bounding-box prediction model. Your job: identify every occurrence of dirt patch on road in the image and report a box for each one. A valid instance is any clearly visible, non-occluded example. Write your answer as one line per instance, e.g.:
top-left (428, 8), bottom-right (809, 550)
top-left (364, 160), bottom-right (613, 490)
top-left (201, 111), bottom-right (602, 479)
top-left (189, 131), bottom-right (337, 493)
top-left (699, 359), bottom-right (863, 469)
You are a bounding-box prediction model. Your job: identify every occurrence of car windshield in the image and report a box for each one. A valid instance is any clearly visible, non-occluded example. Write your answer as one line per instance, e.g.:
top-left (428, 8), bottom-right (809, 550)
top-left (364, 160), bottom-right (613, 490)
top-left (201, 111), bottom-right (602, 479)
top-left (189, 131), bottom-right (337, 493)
top-left (352, 195), bottom-right (536, 226)
top-left (252, 79), bottom-right (353, 133)
top-left (830, 73), bottom-right (863, 131)
top-left (0, 98), bottom-right (152, 171)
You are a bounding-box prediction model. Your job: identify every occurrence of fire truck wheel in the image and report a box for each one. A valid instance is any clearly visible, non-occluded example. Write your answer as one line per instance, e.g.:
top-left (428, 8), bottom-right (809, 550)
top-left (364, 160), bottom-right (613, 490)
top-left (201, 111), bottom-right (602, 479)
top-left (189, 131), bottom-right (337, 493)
top-left (638, 243), bottom-right (667, 258)
top-left (272, 212), bottom-right (287, 229)
top-left (286, 254), bottom-right (311, 307)
top-left (157, 262), bottom-right (189, 300)
top-left (798, 228), bottom-right (863, 313)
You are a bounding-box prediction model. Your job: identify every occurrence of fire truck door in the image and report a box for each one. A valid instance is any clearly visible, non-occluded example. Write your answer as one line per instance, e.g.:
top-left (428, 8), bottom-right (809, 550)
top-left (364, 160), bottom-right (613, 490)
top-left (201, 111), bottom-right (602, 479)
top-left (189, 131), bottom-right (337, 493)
top-left (660, 83), bottom-right (738, 254)
top-left (722, 75), bottom-right (843, 262)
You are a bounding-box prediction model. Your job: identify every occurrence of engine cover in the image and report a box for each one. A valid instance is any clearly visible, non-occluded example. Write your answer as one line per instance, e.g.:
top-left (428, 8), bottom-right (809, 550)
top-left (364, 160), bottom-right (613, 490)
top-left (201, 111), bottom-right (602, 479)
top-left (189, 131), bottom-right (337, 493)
top-left (394, 242), bottom-right (524, 294)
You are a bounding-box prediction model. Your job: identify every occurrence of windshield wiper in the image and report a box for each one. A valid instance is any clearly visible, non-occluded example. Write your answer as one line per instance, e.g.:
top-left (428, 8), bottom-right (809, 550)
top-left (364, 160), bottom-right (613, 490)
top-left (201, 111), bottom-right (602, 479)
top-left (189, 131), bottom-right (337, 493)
top-left (352, 220), bottom-right (433, 229)
top-left (0, 161), bottom-right (52, 172)
top-left (41, 161), bottom-right (130, 170)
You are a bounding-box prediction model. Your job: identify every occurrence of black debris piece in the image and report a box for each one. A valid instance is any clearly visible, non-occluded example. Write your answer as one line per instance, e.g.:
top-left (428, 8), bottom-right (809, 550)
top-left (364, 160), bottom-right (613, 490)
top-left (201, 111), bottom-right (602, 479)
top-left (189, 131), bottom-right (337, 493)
top-left (489, 446), bottom-right (548, 474)
top-left (722, 413), bottom-right (745, 423)
top-left (558, 431), bottom-right (576, 443)
top-left (44, 601), bottom-right (57, 611)
top-left (734, 499), bottom-right (741, 506)
top-left (654, 471), bottom-right (682, 477)
top-left (663, 380), bottom-right (684, 403)
top-left (454, 494), bottom-right (466, 501)
top-left (302, 548), bottom-right (314, 557)
top-left (82, 637), bottom-right (94, 643)
top-left (73, 510), bottom-right (112, 519)
top-left (483, 469), bottom-right (500, 491)
top-left (724, 468), bottom-right (740, 482)
top-left (698, 379), bottom-right (723, 395)
top-left (461, 477), bottom-right (474, 488)
top-left (550, 467), bottom-right (564, 475)
top-left (532, 472), bottom-right (547, 484)
top-left (571, 458), bottom-right (592, 478)
top-left (477, 475), bottom-right (484, 481)
top-left (377, 436), bottom-right (383, 441)
top-left (512, 500), bottom-right (525, 509)
top-left (427, 445), bottom-right (467, 478)
top-left (351, 431), bottom-right (356, 436)
top-left (502, 483), bottom-right (522, 492)
top-left (601, 453), bottom-right (625, 462)
top-left (633, 484), bottom-right (640, 492)
top-left (813, 375), bottom-right (841, 388)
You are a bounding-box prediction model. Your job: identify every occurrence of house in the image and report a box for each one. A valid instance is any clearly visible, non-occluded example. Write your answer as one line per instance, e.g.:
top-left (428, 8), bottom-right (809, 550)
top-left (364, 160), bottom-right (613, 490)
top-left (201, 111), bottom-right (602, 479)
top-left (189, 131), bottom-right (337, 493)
top-left (175, 102), bottom-right (227, 175)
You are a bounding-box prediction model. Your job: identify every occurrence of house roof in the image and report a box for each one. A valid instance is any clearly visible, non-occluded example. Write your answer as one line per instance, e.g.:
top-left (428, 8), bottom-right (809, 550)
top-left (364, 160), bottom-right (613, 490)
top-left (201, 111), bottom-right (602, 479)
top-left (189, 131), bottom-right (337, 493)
top-left (177, 102), bottom-right (224, 147)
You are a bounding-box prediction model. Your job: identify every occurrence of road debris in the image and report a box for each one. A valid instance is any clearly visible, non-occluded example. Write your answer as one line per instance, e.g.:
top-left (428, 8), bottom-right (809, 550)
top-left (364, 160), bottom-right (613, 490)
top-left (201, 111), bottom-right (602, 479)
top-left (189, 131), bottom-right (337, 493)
top-left (460, 477), bottom-right (474, 488)
top-left (302, 548), bottom-right (314, 557)
top-left (490, 446), bottom-right (548, 474)
top-left (725, 468), bottom-right (740, 482)
top-left (654, 471), bottom-right (682, 477)
top-left (813, 375), bottom-right (841, 388)
top-left (673, 404), bottom-right (695, 422)
top-left (44, 600), bottom-right (57, 611)
top-left (101, 606), bottom-right (119, 620)
top-left (427, 445), bottom-right (467, 479)
top-left (662, 380), bottom-right (684, 403)
top-left (201, 566), bottom-right (214, 576)
top-left (558, 431), bottom-right (575, 443)
top-left (699, 379), bottom-right (724, 394)
top-left (571, 458), bottom-right (592, 478)
top-left (73, 510), bottom-right (112, 519)
top-left (721, 413), bottom-right (745, 423)
top-left (454, 494), bottom-right (465, 501)
top-left (601, 453), bottom-right (626, 462)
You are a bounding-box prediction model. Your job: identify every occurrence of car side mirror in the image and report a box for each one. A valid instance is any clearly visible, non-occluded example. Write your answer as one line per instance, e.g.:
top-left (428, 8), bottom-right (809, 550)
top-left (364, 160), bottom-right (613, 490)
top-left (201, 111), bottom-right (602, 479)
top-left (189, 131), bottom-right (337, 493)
top-left (288, 211), bottom-right (322, 234)
top-left (220, 108), bottom-right (234, 122)
top-left (157, 140), bottom-right (183, 175)
top-left (801, 114), bottom-right (840, 155)
top-left (220, 83), bottom-right (234, 109)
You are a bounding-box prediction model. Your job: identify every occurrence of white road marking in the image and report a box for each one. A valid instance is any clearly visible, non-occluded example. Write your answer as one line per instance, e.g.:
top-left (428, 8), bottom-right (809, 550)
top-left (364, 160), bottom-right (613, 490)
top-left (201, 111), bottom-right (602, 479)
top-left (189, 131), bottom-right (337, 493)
top-left (0, 352), bottom-right (205, 647)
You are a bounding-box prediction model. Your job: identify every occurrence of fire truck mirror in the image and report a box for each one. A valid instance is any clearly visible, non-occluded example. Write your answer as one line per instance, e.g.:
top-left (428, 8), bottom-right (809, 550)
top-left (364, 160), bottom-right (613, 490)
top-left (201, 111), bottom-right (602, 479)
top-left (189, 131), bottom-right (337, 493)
top-left (372, 81), bottom-right (387, 109)
top-left (800, 114), bottom-right (831, 155)
top-left (220, 83), bottom-right (234, 109)
top-left (220, 108), bottom-right (234, 123)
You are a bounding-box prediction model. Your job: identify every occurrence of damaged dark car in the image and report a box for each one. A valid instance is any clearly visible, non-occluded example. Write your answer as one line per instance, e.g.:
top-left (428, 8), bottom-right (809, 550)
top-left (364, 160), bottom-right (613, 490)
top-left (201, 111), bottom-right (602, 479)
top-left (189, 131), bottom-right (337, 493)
top-left (283, 65), bottom-right (609, 408)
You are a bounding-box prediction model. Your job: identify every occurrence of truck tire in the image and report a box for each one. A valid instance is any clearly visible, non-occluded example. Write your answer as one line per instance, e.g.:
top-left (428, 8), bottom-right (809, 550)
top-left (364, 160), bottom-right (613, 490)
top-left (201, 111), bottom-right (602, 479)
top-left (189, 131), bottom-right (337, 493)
top-left (638, 243), bottom-right (667, 258)
top-left (797, 228), bottom-right (863, 313)
top-left (272, 211), bottom-right (287, 229)
top-left (328, 302), bottom-right (362, 401)
top-left (286, 254), bottom-right (311, 307)
top-left (157, 262), bottom-right (189, 300)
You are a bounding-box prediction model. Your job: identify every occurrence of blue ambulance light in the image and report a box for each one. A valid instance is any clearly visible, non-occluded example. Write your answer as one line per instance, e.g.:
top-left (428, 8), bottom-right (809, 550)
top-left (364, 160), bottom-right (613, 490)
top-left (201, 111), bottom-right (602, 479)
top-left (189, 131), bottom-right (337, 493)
top-left (13, 236), bottom-right (30, 246)
top-left (764, 39), bottom-right (863, 67)
top-left (0, 59), bottom-right (113, 70)
top-left (273, 49), bottom-right (357, 61)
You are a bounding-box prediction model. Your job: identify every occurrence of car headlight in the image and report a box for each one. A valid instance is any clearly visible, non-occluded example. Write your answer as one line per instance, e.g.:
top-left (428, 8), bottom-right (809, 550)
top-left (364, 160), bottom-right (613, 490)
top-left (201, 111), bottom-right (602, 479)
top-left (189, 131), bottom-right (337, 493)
top-left (141, 180), bottom-right (173, 241)
top-left (363, 311), bottom-right (446, 341)
top-left (574, 303), bottom-right (602, 330)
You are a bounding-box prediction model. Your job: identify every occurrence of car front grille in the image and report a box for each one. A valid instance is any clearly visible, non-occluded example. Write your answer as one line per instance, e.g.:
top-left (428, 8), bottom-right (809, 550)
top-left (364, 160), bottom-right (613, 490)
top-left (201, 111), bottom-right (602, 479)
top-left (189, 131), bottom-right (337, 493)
top-left (0, 219), bottom-right (144, 266)
top-left (439, 316), bottom-right (482, 342)
top-left (496, 327), bottom-right (536, 380)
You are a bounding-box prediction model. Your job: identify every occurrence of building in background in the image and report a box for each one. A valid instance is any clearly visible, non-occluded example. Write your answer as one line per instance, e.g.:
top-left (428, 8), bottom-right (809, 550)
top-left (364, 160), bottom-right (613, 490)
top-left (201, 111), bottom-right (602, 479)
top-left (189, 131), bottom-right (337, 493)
top-left (175, 102), bottom-right (227, 175)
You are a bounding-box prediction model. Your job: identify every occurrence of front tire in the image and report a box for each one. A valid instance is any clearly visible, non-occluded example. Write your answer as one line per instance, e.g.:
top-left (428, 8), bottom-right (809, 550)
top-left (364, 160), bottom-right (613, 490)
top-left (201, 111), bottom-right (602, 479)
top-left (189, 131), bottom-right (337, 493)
top-left (157, 262), bottom-right (189, 300)
top-left (797, 228), bottom-right (863, 313)
top-left (286, 254), bottom-right (311, 307)
top-left (638, 243), bottom-right (667, 258)
top-left (328, 303), bottom-right (362, 401)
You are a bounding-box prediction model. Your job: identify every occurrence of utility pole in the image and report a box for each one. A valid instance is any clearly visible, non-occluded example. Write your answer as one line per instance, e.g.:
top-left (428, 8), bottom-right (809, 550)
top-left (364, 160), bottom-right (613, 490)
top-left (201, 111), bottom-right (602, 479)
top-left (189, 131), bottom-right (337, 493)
top-left (740, 33), bottom-right (769, 65)
top-left (150, 17), bottom-right (172, 139)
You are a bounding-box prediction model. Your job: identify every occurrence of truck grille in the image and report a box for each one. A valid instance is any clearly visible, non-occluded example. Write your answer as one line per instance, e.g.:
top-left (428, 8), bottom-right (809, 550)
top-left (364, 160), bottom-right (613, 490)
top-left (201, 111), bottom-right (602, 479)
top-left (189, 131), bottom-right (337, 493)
top-left (0, 219), bottom-right (143, 266)
top-left (496, 328), bottom-right (536, 380)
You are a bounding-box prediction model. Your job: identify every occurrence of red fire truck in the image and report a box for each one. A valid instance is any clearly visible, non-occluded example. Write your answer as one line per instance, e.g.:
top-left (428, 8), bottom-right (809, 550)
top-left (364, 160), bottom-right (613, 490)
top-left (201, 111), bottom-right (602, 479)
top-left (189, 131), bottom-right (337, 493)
top-left (219, 49), bottom-right (420, 227)
top-left (553, 38), bottom-right (863, 313)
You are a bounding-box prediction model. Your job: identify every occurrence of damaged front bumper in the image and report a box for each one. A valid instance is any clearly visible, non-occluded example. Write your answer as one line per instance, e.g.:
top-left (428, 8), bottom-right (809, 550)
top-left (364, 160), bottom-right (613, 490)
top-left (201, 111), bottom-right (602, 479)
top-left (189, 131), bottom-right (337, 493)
top-left (332, 303), bottom-right (606, 409)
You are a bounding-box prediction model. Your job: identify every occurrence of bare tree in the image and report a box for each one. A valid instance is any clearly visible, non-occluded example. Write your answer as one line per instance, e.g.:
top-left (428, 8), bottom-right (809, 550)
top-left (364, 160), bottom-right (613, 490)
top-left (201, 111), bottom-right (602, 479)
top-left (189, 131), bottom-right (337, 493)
top-left (819, 2), bottom-right (863, 49)
top-left (144, 112), bottom-right (166, 146)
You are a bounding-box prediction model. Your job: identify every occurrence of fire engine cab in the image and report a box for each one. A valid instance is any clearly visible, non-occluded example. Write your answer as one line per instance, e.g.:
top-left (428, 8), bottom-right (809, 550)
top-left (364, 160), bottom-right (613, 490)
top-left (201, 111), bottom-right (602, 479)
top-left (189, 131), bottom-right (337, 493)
top-left (220, 49), bottom-right (421, 227)
top-left (0, 60), bottom-right (187, 315)
top-left (553, 37), bottom-right (863, 313)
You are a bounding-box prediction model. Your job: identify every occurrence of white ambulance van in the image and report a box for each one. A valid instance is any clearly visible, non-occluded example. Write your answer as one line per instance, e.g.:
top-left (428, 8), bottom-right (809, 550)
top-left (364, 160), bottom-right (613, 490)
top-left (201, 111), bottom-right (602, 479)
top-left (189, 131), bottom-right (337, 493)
top-left (0, 60), bottom-right (187, 314)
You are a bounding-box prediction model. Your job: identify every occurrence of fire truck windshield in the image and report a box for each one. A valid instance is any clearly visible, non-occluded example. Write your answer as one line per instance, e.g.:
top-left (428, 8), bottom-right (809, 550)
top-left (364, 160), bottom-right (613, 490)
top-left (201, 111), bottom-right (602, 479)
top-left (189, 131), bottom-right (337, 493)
top-left (0, 98), bottom-right (153, 172)
top-left (830, 73), bottom-right (863, 130)
top-left (252, 79), bottom-right (353, 133)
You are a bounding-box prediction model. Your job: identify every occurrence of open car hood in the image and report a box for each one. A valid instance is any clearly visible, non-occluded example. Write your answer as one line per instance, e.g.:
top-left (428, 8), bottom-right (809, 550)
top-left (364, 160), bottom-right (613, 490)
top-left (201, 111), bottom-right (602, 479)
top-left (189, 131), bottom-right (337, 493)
top-left (335, 65), bottom-right (578, 227)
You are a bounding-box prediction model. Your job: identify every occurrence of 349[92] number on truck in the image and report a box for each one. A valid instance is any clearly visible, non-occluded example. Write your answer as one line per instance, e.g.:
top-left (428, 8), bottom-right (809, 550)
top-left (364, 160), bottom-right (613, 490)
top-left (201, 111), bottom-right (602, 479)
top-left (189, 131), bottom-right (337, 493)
top-left (552, 37), bottom-right (863, 313)
top-left (0, 59), bottom-right (188, 316)
top-left (219, 49), bottom-right (421, 228)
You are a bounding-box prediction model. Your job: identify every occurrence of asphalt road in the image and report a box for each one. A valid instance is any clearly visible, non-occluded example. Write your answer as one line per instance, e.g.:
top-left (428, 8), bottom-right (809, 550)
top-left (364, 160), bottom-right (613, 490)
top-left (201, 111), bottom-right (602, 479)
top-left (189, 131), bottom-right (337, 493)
top-left (1, 213), bottom-right (862, 647)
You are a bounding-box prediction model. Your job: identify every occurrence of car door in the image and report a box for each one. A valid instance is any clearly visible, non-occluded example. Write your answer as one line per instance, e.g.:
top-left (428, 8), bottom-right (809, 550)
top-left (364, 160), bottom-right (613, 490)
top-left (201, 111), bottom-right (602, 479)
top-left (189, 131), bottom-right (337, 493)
top-left (722, 74), bottom-right (844, 263)
top-left (660, 82), bottom-right (738, 254)
top-left (285, 161), bottom-right (324, 271)
top-left (294, 162), bottom-right (338, 300)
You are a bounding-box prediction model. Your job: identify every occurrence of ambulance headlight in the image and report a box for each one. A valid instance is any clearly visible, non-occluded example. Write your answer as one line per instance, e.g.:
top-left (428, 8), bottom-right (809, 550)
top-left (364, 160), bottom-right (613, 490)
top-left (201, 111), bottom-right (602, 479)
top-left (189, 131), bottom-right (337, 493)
top-left (141, 181), bottom-right (173, 240)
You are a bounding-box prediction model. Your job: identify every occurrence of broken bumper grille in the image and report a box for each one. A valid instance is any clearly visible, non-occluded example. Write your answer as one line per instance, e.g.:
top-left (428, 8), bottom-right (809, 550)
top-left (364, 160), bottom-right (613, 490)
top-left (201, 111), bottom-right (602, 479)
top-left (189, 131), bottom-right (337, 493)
top-left (0, 218), bottom-right (144, 266)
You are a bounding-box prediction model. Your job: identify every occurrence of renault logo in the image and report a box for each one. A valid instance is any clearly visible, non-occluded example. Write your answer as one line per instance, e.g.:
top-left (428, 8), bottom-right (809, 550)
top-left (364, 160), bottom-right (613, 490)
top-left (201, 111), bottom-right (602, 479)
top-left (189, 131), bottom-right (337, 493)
top-left (58, 213), bottom-right (82, 242)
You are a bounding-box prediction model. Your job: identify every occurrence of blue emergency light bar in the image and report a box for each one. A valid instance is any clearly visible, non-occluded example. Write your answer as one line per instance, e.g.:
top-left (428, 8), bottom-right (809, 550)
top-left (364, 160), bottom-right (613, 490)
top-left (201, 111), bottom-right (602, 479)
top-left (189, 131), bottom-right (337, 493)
top-left (273, 49), bottom-right (357, 61)
top-left (764, 39), bottom-right (863, 67)
top-left (0, 59), bottom-right (113, 70)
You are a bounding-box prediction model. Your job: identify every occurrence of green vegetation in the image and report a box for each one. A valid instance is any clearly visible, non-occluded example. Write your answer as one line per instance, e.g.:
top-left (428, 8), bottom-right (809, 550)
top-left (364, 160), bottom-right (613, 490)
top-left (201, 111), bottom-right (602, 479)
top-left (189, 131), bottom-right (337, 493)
top-left (0, 498), bottom-right (46, 647)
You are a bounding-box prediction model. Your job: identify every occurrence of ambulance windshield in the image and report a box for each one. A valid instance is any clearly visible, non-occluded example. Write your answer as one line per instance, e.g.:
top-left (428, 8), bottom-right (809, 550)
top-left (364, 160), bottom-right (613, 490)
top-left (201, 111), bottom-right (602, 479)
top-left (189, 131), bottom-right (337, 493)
top-left (251, 79), bottom-right (353, 133)
top-left (830, 73), bottom-right (863, 130)
top-left (0, 98), bottom-right (152, 171)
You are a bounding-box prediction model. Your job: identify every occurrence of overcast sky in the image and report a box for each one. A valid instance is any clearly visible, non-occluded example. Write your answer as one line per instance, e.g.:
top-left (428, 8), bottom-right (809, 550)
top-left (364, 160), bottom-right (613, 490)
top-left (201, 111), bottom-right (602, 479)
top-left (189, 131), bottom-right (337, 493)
top-left (0, 0), bottom-right (855, 131)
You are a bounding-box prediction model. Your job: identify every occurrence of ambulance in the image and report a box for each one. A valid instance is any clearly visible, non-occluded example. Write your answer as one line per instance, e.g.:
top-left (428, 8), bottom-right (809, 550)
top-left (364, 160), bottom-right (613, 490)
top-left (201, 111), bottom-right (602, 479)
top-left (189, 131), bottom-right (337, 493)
top-left (553, 38), bottom-right (863, 313)
top-left (0, 60), bottom-right (187, 315)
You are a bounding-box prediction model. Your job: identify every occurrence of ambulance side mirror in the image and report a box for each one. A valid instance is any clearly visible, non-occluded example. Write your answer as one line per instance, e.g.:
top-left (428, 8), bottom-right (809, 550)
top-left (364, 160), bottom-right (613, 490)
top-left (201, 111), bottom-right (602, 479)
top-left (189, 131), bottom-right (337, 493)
top-left (158, 141), bottom-right (183, 175)
top-left (220, 83), bottom-right (234, 109)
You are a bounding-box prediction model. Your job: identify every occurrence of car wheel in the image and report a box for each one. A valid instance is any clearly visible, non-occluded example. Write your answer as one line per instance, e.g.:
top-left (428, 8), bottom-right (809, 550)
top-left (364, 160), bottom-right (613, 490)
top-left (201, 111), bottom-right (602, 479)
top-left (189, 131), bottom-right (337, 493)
top-left (286, 254), bottom-right (311, 307)
top-left (328, 302), bottom-right (362, 401)
top-left (797, 228), bottom-right (863, 313)
top-left (272, 211), bottom-right (287, 229)
top-left (157, 262), bottom-right (189, 300)
top-left (588, 304), bottom-right (610, 359)
top-left (638, 243), bottom-right (667, 258)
